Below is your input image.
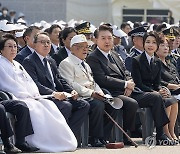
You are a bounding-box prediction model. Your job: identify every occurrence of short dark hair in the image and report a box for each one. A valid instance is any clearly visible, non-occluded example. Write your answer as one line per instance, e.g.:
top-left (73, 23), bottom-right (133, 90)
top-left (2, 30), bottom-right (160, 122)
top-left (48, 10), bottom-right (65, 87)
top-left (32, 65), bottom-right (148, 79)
top-left (59, 27), bottom-right (77, 46)
top-left (155, 24), bottom-right (167, 33)
top-left (33, 32), bottom-right (50, 43)
top-left (48, 24), bottom-right (62, 34)
top-left (93, 28), bottom-right (98, 38)
top-left (23, 26), bottom-right (41, 42)
top-left (96, 25), bottom-right (113, 38)
top-left (143, 31), bottom-right (160, 50)
top-left (0, 34), bottom-right (18, 51)
top-left (120, 23), bottom-right (130, 29)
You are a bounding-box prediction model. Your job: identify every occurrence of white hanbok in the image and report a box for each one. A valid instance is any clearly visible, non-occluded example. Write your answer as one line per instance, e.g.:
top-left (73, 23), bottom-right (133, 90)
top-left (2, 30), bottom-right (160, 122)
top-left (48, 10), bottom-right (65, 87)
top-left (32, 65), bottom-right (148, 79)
top-left (0, 55), bottom-right (77, 152)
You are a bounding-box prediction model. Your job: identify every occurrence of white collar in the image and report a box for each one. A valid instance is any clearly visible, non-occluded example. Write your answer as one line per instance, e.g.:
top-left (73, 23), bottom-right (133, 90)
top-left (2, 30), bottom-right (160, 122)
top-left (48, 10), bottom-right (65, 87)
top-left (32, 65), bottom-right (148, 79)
top-left (27, 45), bottom-right (35, 53)
top-left (97, 46), bottom-right (111, 59)
top-left (52, 43), bottom-right (59, 52)
top-left (65, 47), bottom-right (71, 56)
top-left (35, 51), bottom-right (47, 65)
top-left (134, 47), bottom-right (143, 54)
top-left (145, 51), bottom-right (154, 64)
top-left (70, 54), bottom-right (84, 65)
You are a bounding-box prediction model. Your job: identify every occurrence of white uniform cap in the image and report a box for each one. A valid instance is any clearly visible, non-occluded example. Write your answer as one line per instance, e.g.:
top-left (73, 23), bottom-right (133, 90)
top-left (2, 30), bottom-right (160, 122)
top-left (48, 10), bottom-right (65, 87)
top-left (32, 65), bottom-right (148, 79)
top-left (112, 25), bottom-right (127, 38)
top-left (70, 34), bottom-right (87, 47)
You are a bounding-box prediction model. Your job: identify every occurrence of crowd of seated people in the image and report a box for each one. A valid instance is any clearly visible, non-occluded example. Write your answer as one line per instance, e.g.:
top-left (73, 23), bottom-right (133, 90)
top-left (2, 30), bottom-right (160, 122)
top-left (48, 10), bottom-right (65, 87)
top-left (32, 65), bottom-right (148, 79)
top-left (0, 18), bottom-right (180, 153)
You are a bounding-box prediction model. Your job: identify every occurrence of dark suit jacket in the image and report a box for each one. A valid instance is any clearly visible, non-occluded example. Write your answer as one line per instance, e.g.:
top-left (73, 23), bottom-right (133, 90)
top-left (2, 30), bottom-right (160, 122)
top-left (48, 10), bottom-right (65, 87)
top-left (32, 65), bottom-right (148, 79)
top-left (22, 52), bottom-right (73, 95)
top-left (86, 48), bottom-right (130, 95)
top-left (160, 60), bottom-right (180, 86)
top-left (125, 47), bottom-right (143, 72)
top-left (49, 45), bottom-right (56, 57)
top-left (52, 47), bottom-right (68, 67)
top-left (131, 52), bottom-right (161, 92)
top-left (14, 46), bottom-right (33, 64)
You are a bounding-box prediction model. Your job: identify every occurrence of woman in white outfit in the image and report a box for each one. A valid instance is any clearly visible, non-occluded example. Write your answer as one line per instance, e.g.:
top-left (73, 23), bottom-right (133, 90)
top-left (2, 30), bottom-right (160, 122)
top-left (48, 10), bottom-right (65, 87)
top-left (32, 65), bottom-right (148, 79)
top-left (0, 34), bottom-right (77, 152)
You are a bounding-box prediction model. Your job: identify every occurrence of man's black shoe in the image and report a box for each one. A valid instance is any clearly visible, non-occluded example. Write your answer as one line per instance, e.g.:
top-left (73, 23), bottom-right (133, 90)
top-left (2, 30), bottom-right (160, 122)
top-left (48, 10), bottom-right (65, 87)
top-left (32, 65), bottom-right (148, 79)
top-left (156, 134), bottom-right (176, 146)
top-left (15, 142), bottom-right (39, 152)
top-left (89, 138), bottom-right (106, 147)
top-left (99, 139), bottom-right (108, 145)
top-left (124, 140), bottom-right (134, 146)
top-left (131, 128), bottom-right (142, 138)
top-left (4, 143), bottom-right (22, 153)
top-left (123, 136), bottom-right (134, 146)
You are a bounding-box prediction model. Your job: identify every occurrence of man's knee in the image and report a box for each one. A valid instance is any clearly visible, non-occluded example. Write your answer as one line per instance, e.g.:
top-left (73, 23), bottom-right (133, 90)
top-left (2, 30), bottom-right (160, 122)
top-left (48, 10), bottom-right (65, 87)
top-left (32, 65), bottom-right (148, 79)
top-left (80, 100), bottom-right (90, 111)
top-left (90, 99), bottom-right (105, 112)
top-left (60, 101), bottom-right (73, 119)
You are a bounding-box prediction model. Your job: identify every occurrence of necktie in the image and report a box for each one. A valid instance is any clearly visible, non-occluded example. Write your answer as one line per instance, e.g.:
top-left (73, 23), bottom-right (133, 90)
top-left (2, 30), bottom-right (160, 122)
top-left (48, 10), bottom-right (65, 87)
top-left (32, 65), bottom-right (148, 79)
top-left (108, 54), bottom-right (115, 63)
top-left (56, 47), bottom-right (60, 52)
top-left (81, 61), bottom-right (87, 72)
top-left (43, 58), bottom-right (53, 83)
top-left (150, 58), bottom-right (154, 70)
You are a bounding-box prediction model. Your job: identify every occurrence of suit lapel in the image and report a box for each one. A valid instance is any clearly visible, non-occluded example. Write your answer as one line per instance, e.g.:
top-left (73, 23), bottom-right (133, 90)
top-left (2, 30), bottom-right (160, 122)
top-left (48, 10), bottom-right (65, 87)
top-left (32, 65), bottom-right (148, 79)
top-left (33, 52), bottom-right (54, 84)
top-left (26, 47), bottom-right (33, 56)
top-left (62, 47), bottom-right (68, 59)
top-left (111, 52), bottom-right (126, 77)
top-left (95, 49), bottom-right (123, 75)
top-left (141, 52), bottom-right (151, 71)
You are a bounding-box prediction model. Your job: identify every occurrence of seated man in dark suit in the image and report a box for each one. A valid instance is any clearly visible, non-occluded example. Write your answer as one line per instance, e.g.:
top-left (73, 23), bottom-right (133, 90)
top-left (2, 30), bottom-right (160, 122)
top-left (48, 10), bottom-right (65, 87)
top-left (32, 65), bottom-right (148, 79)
top-left (52, 27), bottom-right (77, 66)
top-left (86, 25), bottom-right (171, 145)
top-left (0, 93), bottom-right (39, 153)
top-left (47, 24), bottom-right (62, 57)
top-left (22, 32), bottom-right (89, 145)
top-left (14, 26), bottom-right (41, 64)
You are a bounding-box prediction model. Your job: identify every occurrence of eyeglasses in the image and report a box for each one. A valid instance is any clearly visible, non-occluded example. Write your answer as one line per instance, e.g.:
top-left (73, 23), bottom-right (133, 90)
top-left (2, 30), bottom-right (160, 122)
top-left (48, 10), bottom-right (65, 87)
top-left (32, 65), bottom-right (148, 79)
top-left (36, 40), bottom-right (51, 45)
top-left (74, 44), bottom-right (89, 50)
top-left (4, 45), bottom-right (17, 49)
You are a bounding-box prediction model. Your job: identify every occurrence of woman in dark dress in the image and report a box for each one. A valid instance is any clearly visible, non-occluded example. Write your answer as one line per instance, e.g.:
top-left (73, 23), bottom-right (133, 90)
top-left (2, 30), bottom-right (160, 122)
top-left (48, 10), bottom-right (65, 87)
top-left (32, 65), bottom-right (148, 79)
top-left (131, 31), bottom-right (178, 141)
top-left (156, 37), bottom-right (179, 141)
top-left (156, 37), bottom-right (180, 95)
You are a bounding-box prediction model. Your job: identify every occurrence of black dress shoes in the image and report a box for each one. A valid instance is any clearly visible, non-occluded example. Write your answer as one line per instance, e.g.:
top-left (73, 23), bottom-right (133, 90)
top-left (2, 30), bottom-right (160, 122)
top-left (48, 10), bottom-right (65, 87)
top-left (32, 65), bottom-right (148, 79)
top-left (99, 139), bottom-right (108, 145)
top-left (131, 127), bottom-right (142, 138)
top-left (15, 141), bottom-right (39, 152)
top-left (156, 134), bottom-right (176, 146)
top-left (89, 138), bottom-right (106, 147)
top-left (123, 136), bottom-right (134, 146)
top-left (4, 143), bottom-right (22, 153)
top-left (123, 140), bottom-right (134, 146)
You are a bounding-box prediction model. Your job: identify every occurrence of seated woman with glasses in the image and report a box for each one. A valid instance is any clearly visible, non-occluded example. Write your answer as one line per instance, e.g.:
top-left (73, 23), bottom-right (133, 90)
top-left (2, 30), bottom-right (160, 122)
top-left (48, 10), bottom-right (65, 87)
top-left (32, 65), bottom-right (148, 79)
top-left (0, 34), bottom-right (77, 152)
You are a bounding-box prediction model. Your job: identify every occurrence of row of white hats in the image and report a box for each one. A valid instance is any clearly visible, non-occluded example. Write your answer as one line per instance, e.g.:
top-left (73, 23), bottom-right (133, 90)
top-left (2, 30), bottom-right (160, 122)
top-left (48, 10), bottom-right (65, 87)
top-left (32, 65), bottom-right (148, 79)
top-left (0, 20), bottom-right (27, 32)
top-left (0, 18), bottom-right (128, 38)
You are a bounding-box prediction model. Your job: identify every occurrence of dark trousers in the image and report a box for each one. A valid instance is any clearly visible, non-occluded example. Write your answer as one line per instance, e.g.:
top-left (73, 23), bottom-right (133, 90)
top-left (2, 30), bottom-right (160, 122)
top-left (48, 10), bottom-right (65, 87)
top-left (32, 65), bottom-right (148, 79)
top-left (0, 100), bottom-right (34, 144)
top-left (50, 98), bottom-right (72, 120)
top-left (87, 98), bottom-right (105, 138)
top-left (131, 91), bottom-right (169, 129)
top-left (87, 98), bottom-right (118, 139)
top-left (114, 95), bottom-right (139, 131)
top-left (103, 102), bottom-right (118, 140)
top-left (49, 98), bottom-right (90, 141)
